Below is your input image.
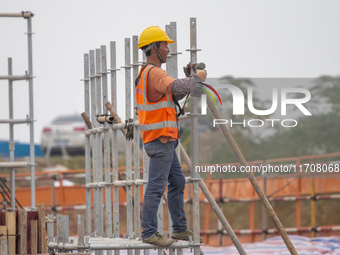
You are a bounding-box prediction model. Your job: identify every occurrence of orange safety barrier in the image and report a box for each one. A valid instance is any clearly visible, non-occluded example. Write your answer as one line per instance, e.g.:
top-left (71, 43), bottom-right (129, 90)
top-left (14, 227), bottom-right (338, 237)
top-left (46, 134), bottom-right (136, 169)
top-left (1, 152), bottom-right (340, 245)
top-left (7, 174), bottom-right (339, 208)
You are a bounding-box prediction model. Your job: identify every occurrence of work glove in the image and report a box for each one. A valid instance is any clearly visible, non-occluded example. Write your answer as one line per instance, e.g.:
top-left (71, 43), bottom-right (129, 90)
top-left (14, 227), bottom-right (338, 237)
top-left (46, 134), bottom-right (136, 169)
top-left (190, 75), bottom-right (205, 97)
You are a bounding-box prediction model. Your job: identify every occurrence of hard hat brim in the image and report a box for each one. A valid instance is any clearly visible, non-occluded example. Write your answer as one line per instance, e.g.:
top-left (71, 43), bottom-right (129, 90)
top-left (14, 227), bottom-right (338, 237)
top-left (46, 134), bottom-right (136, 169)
top-left (138, 39), bottom-right (174, 49)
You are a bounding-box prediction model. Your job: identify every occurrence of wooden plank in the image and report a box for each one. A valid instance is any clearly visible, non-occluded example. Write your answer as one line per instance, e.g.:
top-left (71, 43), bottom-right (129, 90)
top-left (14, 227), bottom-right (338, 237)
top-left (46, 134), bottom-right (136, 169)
top-left (31, 220), bottom-right (37, 255)
top-left (0, 226), bottom-right (6, 240)
top-left (0, 212), bottom-right (5, 226)
top-left (27, 211), bottom-right (38, 254)
top-left (0, 239), bottom-right (8, 255)
top-left (38, 204), bottom-right (47, 253)
top-left (18, 209), bottom-right (27, 255)
top-left (5, 211), bottom-right (16, 255)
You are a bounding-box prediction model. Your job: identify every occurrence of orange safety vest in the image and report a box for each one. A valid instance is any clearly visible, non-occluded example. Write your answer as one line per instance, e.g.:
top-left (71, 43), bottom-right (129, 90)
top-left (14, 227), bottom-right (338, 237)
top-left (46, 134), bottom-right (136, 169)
top-left (136, 65), bottom-right (179, 144)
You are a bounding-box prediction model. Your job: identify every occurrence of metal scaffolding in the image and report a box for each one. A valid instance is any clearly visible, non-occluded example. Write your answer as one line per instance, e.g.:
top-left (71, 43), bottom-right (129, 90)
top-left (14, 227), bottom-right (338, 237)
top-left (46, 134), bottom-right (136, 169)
top-left (0, 12), bottom-right (36, 211)
top-left (46, 17), bottom-right (298, 255)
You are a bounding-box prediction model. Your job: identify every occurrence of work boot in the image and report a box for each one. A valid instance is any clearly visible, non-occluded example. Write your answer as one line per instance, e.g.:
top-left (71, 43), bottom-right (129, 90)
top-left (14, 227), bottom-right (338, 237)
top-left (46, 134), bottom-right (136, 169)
top-left (171, 229), bottom-right (204, 243)
top-left (142, 232), bottom-right (175, 247)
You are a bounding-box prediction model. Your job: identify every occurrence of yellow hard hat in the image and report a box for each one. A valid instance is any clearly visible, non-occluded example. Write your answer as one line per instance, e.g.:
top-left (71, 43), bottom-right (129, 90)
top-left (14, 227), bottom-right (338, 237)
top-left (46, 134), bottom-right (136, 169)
top-left (138, 26), bottom-right (174, 49)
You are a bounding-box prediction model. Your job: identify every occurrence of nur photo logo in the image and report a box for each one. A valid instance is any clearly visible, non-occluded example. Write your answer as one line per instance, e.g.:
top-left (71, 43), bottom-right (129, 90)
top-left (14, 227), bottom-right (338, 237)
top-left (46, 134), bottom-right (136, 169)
top-left (197, 79), bottom-right (313, 128)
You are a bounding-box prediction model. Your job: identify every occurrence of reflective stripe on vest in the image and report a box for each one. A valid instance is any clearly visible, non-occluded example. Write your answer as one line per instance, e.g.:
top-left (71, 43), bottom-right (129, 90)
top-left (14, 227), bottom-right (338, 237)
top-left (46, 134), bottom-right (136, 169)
top-left (137, 100), bottom-right (176, 111)
top-left (140, 120), bottom-right (178, 131)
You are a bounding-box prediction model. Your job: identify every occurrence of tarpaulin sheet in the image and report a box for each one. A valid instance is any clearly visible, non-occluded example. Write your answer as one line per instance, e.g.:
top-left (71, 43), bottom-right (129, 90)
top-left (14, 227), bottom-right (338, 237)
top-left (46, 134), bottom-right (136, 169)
top-left (93, 235), bottom-right (340, 254)
top-left (197, 235), bottom-right (340, 255)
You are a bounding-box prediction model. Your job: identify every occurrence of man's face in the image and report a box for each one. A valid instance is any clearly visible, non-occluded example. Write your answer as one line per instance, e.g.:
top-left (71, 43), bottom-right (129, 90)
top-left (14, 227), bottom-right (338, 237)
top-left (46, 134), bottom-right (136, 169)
top-left (157, 41), bottom-right (170, 63)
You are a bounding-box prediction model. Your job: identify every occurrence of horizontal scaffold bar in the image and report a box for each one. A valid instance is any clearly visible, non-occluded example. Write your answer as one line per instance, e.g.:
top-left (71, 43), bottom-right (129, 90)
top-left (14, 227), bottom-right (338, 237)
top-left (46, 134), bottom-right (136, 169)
top-left (0, 162), bottom-right (29, 168)
top-left (85, 177), bottom-right (196, 189)
top-left (201, 225), bottom-right (340, 235)
top-left (85, 179), bottom-right (146, 188)
top-left (84, 113), bottom-right (196, 136)
top-left (0, 12), bottom-right (34, 18)
top-left (0, 119), bottom-right (30, 124)
top-left (48, 238), bottom-right (195, 250)
top-left (0, 75), bottom-right (28, 81)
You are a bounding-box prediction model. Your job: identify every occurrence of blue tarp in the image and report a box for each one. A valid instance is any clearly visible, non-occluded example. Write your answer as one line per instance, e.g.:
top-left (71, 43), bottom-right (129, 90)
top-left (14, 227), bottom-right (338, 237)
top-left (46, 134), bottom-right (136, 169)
top-left (0, 140), bottom-right (43, 158)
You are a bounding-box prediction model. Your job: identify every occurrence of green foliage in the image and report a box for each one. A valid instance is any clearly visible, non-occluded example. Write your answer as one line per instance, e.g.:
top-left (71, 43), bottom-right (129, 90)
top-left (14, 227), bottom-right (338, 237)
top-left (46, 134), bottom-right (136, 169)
top-left (260, 75), bottom-right (340, 158)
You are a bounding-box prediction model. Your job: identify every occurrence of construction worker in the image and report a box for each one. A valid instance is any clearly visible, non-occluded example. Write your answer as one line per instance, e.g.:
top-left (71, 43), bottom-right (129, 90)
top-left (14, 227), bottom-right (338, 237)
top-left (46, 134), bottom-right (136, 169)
top-left (136, 26), bottom-right (207, 247)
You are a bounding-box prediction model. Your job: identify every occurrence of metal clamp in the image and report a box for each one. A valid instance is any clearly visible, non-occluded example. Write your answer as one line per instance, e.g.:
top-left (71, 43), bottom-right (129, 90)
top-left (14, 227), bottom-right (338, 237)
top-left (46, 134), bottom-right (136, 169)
top-left (125, 119), bottom-right (134, 140)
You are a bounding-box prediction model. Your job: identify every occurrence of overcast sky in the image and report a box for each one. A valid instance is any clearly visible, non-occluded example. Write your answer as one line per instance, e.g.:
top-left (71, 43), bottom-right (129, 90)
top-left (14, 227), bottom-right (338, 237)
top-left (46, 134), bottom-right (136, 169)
top-left (1, 0), bottom-right (340, 143)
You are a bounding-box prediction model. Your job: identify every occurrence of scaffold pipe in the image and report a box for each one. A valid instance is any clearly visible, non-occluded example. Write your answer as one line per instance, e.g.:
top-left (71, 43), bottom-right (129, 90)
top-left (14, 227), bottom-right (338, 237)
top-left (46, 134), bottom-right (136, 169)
top-left (179, 145), bottom-right (247, 255)
top-left (206, 96), bottom-right (298, 255)
top-left (0, 12), bottom-right (34, 18)
top-left (0, 75), bottom-right (28, 81)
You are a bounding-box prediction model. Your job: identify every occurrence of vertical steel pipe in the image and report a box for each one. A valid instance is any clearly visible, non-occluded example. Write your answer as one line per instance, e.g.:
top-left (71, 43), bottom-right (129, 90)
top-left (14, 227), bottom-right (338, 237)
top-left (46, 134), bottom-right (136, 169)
top-left (141, 52), bottom-right (149, 255)
top-left (156, 27), bottom-right (165, 245)
top-left (83, 53), bottom-right (92, 235)
top-left (8, 58), bottom-right (15, 210)
top-left (57, 214), bottom-right (64, 253)
top-left (132, 35), bottom-right (141, 238)
top-left (95, 48), bottom-right (104, 237)
top-left (101, 45), bottom-right (113, 241)
top-left (157, 199), bottom-right (164, 255)
top-left (110, 41), bottom-right (120, 243)
top-left (165, 23), bottom-right (179, 239)
top-left (123, 39), bottom-right (134, 255)
top-left (27, 16), bottom-right (36, 210)
top-left (47, 214), bottom-right (54, 246)
top-left (78, 214), bottom-right (85, 253)
top-left (132, 35), bottom-right (142, 255)
top-left (188, 17), bottom-right (201, 255)
top-left (166, 22), bottom-right (178, 79)
top-left (143, 147), bottom-right (150, 255)
top-left (90, 50), bottom-right (98, 236)
top-left (65, 215), bottom-right (70, 244)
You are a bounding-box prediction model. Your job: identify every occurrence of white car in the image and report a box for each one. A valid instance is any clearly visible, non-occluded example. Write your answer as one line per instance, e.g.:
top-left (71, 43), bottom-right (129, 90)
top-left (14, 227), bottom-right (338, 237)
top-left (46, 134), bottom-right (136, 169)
top-left (41, 114), bottom-right (86, 156)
